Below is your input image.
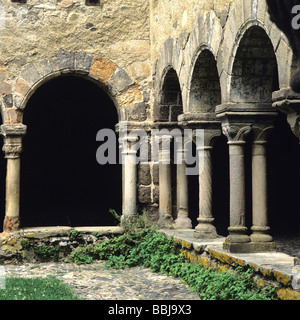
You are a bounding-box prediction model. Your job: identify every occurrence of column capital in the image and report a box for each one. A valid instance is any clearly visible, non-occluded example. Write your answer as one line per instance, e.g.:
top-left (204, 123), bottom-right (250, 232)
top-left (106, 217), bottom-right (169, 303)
top-left (252, 125), bottom-right (275, 143)
top-left (1, 124), bottom-right (27, 159)
top-left (222, 124), bottom-right (251, 143)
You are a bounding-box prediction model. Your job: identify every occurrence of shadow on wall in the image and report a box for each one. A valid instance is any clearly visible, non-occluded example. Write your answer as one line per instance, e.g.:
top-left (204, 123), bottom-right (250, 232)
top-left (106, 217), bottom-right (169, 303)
top-left (20, 76), bottom-right (122, 228)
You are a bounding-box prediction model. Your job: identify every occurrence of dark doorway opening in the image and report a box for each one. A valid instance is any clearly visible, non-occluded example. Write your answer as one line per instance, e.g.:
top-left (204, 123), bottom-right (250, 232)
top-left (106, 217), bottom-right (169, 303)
top-left (21, 76), bottom-right (121, 227)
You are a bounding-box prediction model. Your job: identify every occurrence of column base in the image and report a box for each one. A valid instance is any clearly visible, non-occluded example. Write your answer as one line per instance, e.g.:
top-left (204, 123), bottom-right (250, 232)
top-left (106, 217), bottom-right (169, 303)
top-left (194, 218), bottom-right (218, 239)
top-left (175, 213), bottom-right (192, 229)
top-left (3, 216), bottom-right (20, 233)
top-left (250, 226), bottom-right (273, 242)
top-left (226, 226), bottom-right (250, 243)
top-left (120, 214), bottom-right (138, 227)
top-left (158, 214), bottom-right (174, 229)
top-left (224, 241), bottom-right (276, 253)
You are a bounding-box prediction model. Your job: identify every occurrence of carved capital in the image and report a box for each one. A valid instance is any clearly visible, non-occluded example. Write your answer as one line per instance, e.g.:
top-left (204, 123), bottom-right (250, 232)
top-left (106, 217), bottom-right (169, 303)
top-left (2, 144), bottom-right (23, 159)
top-left (1, 124), bottom-right (27, 159)
top-left (222, 124), bottom-right (251, 143)
top-left (252, 126), bottom-right (274, 143)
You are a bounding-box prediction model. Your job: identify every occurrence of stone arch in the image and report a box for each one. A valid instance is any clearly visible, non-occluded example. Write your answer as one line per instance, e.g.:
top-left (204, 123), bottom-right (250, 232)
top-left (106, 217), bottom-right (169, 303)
top-left (154, 38), bottom-right (185, 120)
top-left (0, 50), bottom-right (143, 125)
top-left (219, 0), bottom-right (292, 103)
top-left (187, 46), bottom-right (221, 114)
top-left (155, 66), bottom-right (183, 123)
top-left (20, 75), bottom-right (122, 227)
top-left (229, 25), bottom-right (279, 103)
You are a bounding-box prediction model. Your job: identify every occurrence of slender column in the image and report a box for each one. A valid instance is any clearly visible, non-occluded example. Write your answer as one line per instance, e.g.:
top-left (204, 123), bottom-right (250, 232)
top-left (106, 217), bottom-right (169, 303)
top-left (1, 124), bottom-right (27, 233)
top-left (250, 127), bottom-right (274, 244)
top-left (222, 125), bottom-right (251, 247)
top-left (121, 136), bottom-right (138, 224)
top-left (158, 135), bottom-right (174, 228)
top-left (175, 140), bottom-right (192, 229)
top-left (194, 129), bottom-right (221, 238)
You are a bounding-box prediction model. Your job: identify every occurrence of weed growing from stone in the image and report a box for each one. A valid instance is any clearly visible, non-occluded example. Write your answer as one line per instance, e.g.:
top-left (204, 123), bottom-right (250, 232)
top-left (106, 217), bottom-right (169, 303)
top-left (68, 212), bottom-right (277, 300)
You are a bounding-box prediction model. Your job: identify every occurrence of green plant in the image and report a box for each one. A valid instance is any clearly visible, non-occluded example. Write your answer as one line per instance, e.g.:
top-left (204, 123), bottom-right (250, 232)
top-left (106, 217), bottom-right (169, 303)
top-left (21, 240), bottom-right (32, 250)
top-left (68, 224), bottom-right (277, 300)
top-left (34, 245), bottom-right (59, 260)
top-left (68, 228), bottom-right (79, 239)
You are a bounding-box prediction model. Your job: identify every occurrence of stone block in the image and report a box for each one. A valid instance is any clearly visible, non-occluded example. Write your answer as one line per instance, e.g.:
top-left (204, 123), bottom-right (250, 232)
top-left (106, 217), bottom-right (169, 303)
top-left (3, 94), bottom-right (13, 108)
top-left (128, 102), bottom-right (149, 122)
top-left (38, 59), bottom-right (53, 78)
top-left (110, 68), bottom-right (134, 92)
top-left (20, 63), bottom-right (42, 86)
top-left (138, 186), bottom-right (151, 204)
top-left (152, 185), bottom-right (159, 203)
top-left (15, 78), bottom-right (30, 97)
top-left (75, 52), bottom-right (94, 73)
top-left (152, 163), bottom-right (159, 185)
top-left (57, 49), bottom-right (75, 71)
top-left (89, 57), bottom-right (118, 83)
top-left (0, 82), bottom-right (12, 96)
top-left (138, 163), bottom-right (151, 185)
top-left (116, 84), bottom-right (143, 107)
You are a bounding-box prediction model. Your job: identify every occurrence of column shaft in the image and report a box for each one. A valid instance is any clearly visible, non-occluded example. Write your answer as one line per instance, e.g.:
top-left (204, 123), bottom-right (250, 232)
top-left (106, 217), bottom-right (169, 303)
top-left (227, 141), bottom-right (250, 243)
top-left (195, 146), bottom-right (217, 237)
top-left (158, 136), bottom-right (174, 227)
top-left (175, 147), bottom-right (192, 229)
top-left (251, 142), bottom-right (273, 242)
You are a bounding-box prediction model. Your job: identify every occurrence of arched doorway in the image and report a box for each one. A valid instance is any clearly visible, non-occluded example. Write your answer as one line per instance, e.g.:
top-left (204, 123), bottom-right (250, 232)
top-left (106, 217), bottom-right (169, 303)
top-left (21, 75), bottom-right (122, 227)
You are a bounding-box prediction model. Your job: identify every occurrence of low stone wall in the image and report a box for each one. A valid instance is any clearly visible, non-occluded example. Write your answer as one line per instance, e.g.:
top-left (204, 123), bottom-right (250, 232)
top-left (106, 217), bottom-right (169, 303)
top-left (0, 226), bottom-right (123, 264)
top-left (1, 226), bottom-right (300, 300)
top-left (160, 229), bottom-right (300, 300)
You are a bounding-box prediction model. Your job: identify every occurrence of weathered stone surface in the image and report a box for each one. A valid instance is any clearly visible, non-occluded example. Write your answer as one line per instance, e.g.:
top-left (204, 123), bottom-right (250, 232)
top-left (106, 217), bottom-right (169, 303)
top-left (89, 57), bottom-right (118, 83)
top-left (138, 163), bottom-right (151, 186)
top-left (138, 186), bottom-right (151, 204)
top-left (110, 68), bottom-right (133, 92)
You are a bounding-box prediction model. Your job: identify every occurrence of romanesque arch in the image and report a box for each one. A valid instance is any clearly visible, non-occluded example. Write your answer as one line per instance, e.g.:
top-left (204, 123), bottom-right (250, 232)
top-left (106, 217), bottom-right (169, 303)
top-left (229, 25), bottom-right (279, 104)
top-left (188, 48), bottom-right (221, 113)
top-left (21, 75), bottom-right (121, 227)
top-left (0, 51), bottom-right (144, 231)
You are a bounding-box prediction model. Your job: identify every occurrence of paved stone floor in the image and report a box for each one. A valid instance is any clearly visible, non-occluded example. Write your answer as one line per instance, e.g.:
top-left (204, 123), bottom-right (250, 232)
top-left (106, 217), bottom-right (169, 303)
top-left (3, 262), bottom-right (201, 300)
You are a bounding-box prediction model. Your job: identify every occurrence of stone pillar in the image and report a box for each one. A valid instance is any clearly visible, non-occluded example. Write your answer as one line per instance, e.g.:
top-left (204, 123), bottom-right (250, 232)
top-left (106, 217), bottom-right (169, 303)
top-left (250, 127), bottom-right (276, 250)
top-left (158, 135), bottom-right (174, 228)
top-left (222, 124), bottom-right (251, 251)
top-left (175, 139), bottom-right (192, 229)
top-left (1, 124), bottom-right (27, 233)
top-left (194, 129), bottom-right (221, 238)
top-left (121, 136), bottom-right (138, 224)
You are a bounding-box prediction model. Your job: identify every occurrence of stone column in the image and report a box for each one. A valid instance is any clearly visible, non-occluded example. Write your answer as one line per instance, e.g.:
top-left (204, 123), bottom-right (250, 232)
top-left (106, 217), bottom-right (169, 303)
top-left (175, 139), bottom-right (192, 229)
top-left (158, 135), bottom-right (174, 228)
top-left (250, 127), bottom-right (275, 250)
top-left (194, 129), bottom-right (221, 238)
top-left (222, 124), bottom-right (251, 251)
top-left (121, 136), bottom-right (138, 224)
top-left (1, 124), bottom-right (27, 233)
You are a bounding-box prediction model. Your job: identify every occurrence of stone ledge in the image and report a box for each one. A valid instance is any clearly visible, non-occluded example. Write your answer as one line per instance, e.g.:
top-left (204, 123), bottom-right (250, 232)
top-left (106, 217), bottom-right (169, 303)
top-left (159, 229), bottom-right (300, 300)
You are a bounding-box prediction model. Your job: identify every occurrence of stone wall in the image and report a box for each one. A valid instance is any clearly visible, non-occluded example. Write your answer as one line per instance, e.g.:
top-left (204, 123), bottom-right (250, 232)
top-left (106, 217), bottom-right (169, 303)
top-left (0, 0), bottom-right (152, 121)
